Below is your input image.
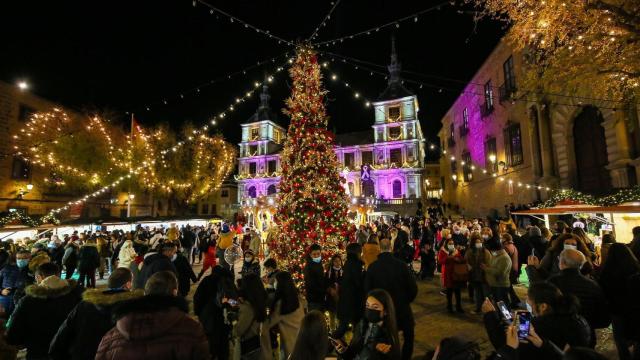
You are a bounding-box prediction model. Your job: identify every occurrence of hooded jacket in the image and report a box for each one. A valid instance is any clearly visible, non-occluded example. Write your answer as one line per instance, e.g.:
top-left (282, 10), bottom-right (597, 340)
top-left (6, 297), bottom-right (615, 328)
top-left (6, 276), bottom-right (82, 359)
top-left (134, 252), bottom-right (177, 289)
top-left (49, 288), bottom-right (144, 360)
top-left (95, 295), bottom-right (210, 360)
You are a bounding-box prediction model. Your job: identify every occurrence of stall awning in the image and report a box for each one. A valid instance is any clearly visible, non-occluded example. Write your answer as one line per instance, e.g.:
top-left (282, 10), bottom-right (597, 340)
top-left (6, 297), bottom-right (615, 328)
top-left (512, 204), bottom-right (640, 215)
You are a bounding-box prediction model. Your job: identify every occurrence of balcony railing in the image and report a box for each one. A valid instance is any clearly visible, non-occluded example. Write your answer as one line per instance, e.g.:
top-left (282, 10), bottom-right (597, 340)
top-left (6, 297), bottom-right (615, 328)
top-left (499, 82), bottom-right (517, 103)
top-left (459, 126), bottom-right (469, 138)
top-left (480, 103), bottom-right (494, 118)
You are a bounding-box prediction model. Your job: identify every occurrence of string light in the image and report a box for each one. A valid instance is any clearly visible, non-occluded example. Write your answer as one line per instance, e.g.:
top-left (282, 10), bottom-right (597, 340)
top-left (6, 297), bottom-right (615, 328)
top-left (308, 0), bottom-right (343, 41)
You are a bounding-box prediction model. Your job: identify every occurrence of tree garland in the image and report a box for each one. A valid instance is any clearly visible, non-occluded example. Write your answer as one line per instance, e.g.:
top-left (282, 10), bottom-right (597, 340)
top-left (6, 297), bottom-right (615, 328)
top-left (541, 186), bottom-right (640, 208)
top-left (0, 212), bottom-right (60, 228)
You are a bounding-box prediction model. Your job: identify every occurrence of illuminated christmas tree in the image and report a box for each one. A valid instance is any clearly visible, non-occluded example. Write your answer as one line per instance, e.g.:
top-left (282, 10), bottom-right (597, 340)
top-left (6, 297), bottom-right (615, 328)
top-left (273, 46), bottom-right (349, 282)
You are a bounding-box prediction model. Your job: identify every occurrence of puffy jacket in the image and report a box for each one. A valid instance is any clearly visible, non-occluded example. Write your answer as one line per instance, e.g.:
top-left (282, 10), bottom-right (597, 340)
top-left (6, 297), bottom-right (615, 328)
top-left (134, 252), bottom-right (177, 289)
top-left (303, 260), bottom-right (327, 304)
top-left (95, 295), bottom-right (210, 360)
top-left (117, 241), bottom-right (137, 269)
top-left (485, 250), bottom-right (512, 288)
top-left (6, 276), bottom-right (82, 359)
top-left (49, 288), bottom-right (144, 360)
top-left (77, 244), bottom-right (100, 271)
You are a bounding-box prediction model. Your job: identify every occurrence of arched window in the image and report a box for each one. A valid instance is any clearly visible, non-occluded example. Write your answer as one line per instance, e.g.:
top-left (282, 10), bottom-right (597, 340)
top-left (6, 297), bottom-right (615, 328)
top-left (347, 182), bottom-right (354, 195)
top-left (267, 184), bottom-right (277, 195)
top-left (392, 180), bottom-right (402, 198)
top-left (247, 186), bottom-right (257, 198)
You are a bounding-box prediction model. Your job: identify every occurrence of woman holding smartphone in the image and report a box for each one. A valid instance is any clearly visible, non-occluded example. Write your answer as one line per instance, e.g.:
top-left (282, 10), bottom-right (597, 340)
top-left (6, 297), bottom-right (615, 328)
top-left (333, 289), bottom-right (401, 360)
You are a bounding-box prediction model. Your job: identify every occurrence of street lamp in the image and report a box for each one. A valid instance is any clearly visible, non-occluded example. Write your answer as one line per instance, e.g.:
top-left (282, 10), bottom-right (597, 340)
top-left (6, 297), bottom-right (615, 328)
top-left (26, 183), bottom-right (33, 191)
top-left (17, 81), bottom-right (28, 90)
top-left (17, 183), bottom-right (34, 199)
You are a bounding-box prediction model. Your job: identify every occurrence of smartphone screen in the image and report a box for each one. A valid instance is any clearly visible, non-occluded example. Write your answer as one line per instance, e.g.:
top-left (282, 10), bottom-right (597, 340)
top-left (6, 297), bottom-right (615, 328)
top-left (497, 301), bottom-right (512, 322)
top-left (228, 299), bottom-right (238, 306)
top-left (517, 311), bottom-right (532, 340)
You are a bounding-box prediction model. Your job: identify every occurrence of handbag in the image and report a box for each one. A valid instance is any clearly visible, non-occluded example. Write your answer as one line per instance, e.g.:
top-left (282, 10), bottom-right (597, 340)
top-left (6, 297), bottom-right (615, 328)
top-left (452, 262), bottom-right (469, 282)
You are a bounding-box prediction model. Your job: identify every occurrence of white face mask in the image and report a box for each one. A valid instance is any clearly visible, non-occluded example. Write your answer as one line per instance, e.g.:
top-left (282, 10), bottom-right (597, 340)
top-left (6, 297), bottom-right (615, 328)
top-left (482, 235), bottom-right (490, 240)
top-left (564, 244), bottom-right (577, 251)
top-left (475, 243), bottom-right (483, 249)
top-left (447, 245), bottom-right (455, 251)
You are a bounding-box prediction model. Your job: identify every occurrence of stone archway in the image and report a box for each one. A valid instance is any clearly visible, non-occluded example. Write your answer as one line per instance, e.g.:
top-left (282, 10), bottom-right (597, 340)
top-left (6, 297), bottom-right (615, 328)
top-left (572, 106), bottom-right (612, 194)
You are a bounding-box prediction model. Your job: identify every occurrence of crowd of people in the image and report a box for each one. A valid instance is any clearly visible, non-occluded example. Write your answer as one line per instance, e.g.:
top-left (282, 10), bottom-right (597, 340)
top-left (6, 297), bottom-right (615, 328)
top-left (0, 213), bottom-right (636, 360)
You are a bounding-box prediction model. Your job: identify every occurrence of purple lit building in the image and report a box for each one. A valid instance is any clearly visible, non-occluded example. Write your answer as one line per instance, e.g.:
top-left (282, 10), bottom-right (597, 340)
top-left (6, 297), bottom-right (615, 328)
top-left (236, 39), bottom-right (427, 224)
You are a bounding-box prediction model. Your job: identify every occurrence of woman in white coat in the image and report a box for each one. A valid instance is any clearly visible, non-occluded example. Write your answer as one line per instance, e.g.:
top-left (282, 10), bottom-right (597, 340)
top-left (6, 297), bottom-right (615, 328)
top-left (117, 240), bottom-right (137, 269)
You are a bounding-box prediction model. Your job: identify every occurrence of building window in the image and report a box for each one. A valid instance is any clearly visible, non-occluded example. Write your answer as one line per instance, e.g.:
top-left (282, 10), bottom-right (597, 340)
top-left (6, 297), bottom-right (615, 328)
top-left (484, 137), bottom-right (497, 171)
top-left (504, 123), bottom-right (524, 167)
top-left (267, 184), bottom-right (277, 195)
top-left (361, 151), bottom-right (373, 165)
top-left (348, 182), bottom-right (354, 195)
top-left (202, 203), bottom-right (209, 215)
top-left (389, 148), bottom-right (402, 164)
top-left (483, 80), bottom-right (494, 114)
top-left (450, 159), bottom-right (457, 174)
top-left (248, 145), bottom-right (258, 156)
top-left (11, 157), bottom-right (31, 180)
top-left (247, 186), bottom-right (257, 198)
top-left (18, 104), bottom-right (36, 122)
top-left (387, 106), bottom-right (401, 122)
top-left (503, 56), bottom-right (516, 92)
top-left (392, 180), bottom-right (402, 198)
top-left (274, 130), bottom-right (281, 143)
top-left (267, 159), bottom-right (277, 174)
top-left (249, 162), bottom-right (257, 175)
top-left (221, 189), bottom-right (229, 198)
top-left (462, 108), bottom-right (469, 130)
top-left (250, 128), bottom-right (260, 141)
top-left (462, 151), bottom-right (473, 182)
top-left (344, 152), bottom-right (354, 168)
top-left (211, 204), bottom-right (217, 215)
top-left (389, 126), bottom-right (402, 140)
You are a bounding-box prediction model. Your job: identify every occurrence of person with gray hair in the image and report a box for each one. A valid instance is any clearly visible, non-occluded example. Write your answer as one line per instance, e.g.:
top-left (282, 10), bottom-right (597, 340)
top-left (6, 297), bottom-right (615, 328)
top-left (548, 249), bottom-right (610, 347)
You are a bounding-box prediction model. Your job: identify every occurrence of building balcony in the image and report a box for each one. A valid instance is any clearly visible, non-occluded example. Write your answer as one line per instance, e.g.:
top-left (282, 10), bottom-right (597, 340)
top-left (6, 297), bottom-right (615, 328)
top-left (459, 126), bottom-right (469, 138)
top-left (499, 82), bottom-right (517, 103)
top-left (447, 137), bottom-right (456, 148)
top-left (480, 103), bottom-right (494, 118)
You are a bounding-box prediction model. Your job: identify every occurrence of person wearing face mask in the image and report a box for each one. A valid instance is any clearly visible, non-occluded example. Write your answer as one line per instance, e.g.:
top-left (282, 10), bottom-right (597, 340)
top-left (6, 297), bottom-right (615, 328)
top-left (171, 245), bottom-right (197, 297)
top-left (0, 250), bottom-right (33, 315)
top-left (526, 234), bottom-right (593, 282)
top-left (135, 243), bottom-right (178, 289)
top-left (465, 233), bottom-right (491, 314)
top-left (438, 239), bottom-right (467, 313)
top-left (304, 243), bottom-right (328, 313)
top-left (240, 249), bottom-right (261, 279)
top-left (481, 240), bottom-right (512, 304)
top-left (482, 282), bottom-right (590, 360)
top-left (333, 289), bottom-right (401, 360)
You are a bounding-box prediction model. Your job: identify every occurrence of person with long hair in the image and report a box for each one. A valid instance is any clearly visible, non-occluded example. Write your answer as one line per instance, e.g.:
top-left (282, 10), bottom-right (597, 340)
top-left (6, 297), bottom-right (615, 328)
top-left (483, 282), bottom-right (590, 360)
top-left (260, 271), bottom-right (305, 360)
top-left (526, 234), bottom-right (593, 281)
top-left (598, 243), bottom-right (640, 360)
top-left (334, 289), bottom-right (401, 360)
top-left (230, 273), bottom-right (267, 360)
top-left (289, 310), bottom-right (329, 360)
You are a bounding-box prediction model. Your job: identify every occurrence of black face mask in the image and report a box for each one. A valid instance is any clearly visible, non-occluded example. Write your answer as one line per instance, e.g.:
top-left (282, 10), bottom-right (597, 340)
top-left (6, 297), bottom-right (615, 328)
top-left (365, 308), bottom-right (383, 323)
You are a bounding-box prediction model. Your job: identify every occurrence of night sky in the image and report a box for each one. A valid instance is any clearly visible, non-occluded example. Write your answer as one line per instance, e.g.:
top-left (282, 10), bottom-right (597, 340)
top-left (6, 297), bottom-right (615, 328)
top-left (0, 0), bottom-right (504, 146)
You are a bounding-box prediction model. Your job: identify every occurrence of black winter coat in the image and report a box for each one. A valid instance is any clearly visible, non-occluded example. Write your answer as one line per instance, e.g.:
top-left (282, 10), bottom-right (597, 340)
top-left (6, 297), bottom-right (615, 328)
top-left (548, 268), bottom-right (610, 329)
top-left (364, 252), bottom-right (418, 328)
top-left (341, 320), bottom-right (400, 360)
top-left (49, 246), bottom-right (65, 267)
top-left (77, 244), bottom-right (100, 271)
top-left (484, 310), bottom-right (591, 360)
top-left (303, 260), bottom-right (327, 304)
top-left (172, 254), bottom-right (197, 297)
top-left (6, 278), bottom-right (83, 359)
top-left (49, 288), bottom-right (144, 360)
top-left (134, 252), bottom-right (177, 289)
top-left (337, 255), bottom-right (364, 326)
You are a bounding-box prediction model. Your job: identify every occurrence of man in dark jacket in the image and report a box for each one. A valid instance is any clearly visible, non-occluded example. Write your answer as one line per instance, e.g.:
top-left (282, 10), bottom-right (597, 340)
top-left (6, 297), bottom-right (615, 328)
top-left (6, 262), bottom-right (82, 360)
top-left (629, 226), bottom-right (640, 261)
top-left (172, 250), bottom-right (197, 297)
top-left (365, 239), bottom-right (418, 360)
top-left (49, 268), bottom-right (143, 360)
top-left (334, 243), bottom-right (365, 339)
top-left (303, 243), bottom-right (327, 312)
top-left (548, 249), bottom-right (610, 347)
top-left (180, 225), bottom-right (196, 264)
top-left (0, 250), bottom-right (32, 315)
top-left (134, 242), bottom-right (177, 289)
top-left (77, 239), bottom-right (100, 288)
top-left (508, 224), bottom-right (529, 280)
top-left (95, 271), bottom-right (210, 360)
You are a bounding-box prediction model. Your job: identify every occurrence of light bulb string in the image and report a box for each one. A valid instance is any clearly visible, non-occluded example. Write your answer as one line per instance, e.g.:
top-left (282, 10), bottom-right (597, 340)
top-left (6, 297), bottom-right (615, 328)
top-left (308, 0), bottom-right (343, 41)
top-left (312, 2), bottom-right (450, 47)
top-left (194, 0), bottom-right (295, 46)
